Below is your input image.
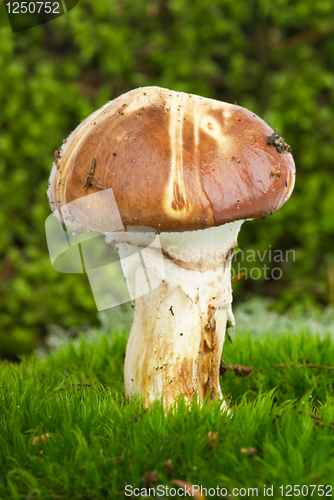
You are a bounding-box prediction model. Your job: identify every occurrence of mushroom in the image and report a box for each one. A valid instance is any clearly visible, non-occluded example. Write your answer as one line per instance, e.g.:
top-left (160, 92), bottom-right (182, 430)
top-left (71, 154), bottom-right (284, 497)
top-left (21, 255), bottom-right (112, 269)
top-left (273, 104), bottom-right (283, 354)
top-left (47, 86), bottom-right (295, 409)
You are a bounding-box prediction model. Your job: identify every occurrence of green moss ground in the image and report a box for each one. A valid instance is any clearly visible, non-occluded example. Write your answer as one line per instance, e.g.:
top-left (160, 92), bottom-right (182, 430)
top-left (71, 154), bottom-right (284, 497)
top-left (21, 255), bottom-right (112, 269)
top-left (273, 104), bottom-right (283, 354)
top-left (1, 306), bottom-right (334, 499)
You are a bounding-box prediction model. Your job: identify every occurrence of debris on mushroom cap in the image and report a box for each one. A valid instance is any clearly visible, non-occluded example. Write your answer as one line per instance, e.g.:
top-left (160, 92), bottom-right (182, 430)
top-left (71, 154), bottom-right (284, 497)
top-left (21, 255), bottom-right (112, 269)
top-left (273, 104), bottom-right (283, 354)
top-left (267, 129), bottom-right (292, 153)
top-left (47, 86), bottom-right (295, 233)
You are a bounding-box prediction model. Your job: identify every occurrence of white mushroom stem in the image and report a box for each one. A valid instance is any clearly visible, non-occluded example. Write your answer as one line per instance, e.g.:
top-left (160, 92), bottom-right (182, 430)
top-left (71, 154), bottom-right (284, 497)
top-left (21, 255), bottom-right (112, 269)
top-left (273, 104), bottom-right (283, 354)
top-left (110, 221), bottom-right (243, 409)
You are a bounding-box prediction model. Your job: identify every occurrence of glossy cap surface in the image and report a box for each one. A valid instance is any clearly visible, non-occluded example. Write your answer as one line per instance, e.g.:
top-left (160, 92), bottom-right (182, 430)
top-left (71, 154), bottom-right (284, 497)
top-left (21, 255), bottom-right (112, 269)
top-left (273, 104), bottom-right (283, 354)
top-left (48, 86), bottom-right (295, 232)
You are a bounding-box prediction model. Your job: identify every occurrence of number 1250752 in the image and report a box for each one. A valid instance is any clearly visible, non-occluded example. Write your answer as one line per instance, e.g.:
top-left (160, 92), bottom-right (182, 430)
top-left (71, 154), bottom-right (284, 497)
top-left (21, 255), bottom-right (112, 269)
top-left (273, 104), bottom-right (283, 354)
top-left (279, 485), bottom-right (332, 496)
top-left (5, 2), bottom-right (60, 14)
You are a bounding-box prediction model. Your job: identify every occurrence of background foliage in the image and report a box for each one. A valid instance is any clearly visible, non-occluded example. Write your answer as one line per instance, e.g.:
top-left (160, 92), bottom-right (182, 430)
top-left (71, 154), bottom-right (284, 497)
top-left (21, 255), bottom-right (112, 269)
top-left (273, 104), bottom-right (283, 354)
top-left (0, 0), bottom-right (334, 358)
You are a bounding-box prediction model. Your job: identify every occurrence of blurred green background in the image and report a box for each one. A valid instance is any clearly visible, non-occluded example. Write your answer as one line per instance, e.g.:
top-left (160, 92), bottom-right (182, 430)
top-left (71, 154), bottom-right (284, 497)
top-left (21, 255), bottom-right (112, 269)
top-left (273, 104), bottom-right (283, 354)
top-left (0, 0), bottom-right (334, 360)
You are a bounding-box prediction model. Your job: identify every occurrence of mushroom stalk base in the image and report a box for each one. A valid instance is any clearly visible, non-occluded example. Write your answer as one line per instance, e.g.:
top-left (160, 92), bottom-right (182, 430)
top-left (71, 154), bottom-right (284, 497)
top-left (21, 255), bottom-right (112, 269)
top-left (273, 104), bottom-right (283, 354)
top-left (122, 221), bottom-right (243, 410)
top-left (124, 282), bottom-right (228, 409)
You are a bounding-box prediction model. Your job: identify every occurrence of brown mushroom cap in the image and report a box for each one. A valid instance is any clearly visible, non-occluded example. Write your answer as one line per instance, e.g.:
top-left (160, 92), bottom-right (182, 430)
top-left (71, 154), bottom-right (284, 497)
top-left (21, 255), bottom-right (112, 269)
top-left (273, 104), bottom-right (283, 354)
top-left (48, 86), bottom-right (295, 232)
